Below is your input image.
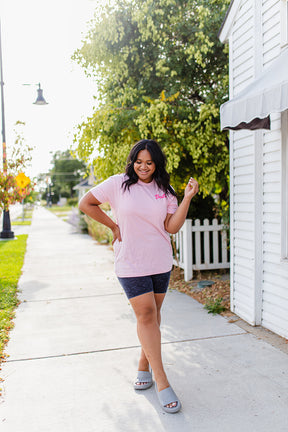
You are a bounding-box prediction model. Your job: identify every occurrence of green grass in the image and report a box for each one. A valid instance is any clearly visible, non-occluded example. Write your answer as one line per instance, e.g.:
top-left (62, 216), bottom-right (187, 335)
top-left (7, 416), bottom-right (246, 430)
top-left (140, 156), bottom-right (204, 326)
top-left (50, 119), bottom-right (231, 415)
top-left (48, 205), bottom-right (73, 213)
top-left (14, 209), bottom-right (34, 223)
top-left (0, 235), bottom-right (28, 362)
top-left (16, 211), bottom-right (33, 219)
top-left (13, 209), bottom-right (33, 226)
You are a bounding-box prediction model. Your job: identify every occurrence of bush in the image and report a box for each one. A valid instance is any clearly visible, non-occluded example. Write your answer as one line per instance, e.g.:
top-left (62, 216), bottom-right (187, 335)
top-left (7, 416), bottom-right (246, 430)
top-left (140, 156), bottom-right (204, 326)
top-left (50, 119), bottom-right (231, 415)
top-left (84, 215), bottom-right (113, 244)
top-left (67, 197), bottom-right (79, 206)
top-left (78, 212), bottom-right (88, 233)
top-left (204, 297), bottom-right (226, 315)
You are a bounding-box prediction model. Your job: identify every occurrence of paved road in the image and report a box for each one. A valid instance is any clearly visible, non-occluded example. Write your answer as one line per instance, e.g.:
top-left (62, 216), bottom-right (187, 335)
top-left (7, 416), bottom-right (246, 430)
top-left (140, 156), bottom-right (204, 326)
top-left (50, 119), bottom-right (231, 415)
top-left (0, 207), bottom-right (288, 431)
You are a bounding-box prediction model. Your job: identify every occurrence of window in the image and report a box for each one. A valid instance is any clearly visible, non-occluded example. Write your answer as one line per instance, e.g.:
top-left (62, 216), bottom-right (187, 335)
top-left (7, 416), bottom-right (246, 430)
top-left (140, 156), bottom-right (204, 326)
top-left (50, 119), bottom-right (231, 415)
top-left (281, 0), bottom-right (288, 47)
top-left (281, 110), bottom-right (288, 260)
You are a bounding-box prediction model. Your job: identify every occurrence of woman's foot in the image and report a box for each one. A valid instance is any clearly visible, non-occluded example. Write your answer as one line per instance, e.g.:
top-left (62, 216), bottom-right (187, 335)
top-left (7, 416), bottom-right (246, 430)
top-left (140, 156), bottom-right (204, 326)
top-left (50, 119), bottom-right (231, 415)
top-left (137, 359), bottom-right (177, 408)
top-left (134, 370), bottom-right (153, 390)
top-left (156, 385), bottom-right (181, 413)
top-left (135, 358), bottom-right (151, 388)
top-left (157, 383), bottom-right (177, 409)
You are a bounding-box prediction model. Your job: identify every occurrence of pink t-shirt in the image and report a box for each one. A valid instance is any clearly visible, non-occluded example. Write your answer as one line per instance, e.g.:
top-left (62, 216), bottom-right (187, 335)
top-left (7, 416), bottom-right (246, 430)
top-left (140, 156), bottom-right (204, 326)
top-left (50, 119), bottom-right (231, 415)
top-left (90, 174), bottom-right (178, 277)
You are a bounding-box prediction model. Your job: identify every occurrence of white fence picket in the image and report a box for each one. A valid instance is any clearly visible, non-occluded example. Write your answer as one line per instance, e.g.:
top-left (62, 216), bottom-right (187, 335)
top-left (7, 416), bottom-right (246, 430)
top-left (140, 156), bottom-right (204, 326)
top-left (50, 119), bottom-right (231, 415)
top-left (172, 218), bottom-right (230, 281)
top-left (195, 219), bottom-right (201, 267)
top-left (204, 219), bottom-right (210, 265)
top-left (213, 219), bottom-right (219, 264)
top-left (183, 219), bottom-right (193, 281)
top-left (222, 229), bottom-right (228, 264)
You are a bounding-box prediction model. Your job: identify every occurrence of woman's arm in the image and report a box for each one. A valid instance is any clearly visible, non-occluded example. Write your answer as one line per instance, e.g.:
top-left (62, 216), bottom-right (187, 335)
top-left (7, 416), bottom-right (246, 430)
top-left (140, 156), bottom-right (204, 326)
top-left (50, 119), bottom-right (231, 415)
top-left (78, 191), bottom-right (122, 243)
top-left (164, 177), bottom-right (199, 234)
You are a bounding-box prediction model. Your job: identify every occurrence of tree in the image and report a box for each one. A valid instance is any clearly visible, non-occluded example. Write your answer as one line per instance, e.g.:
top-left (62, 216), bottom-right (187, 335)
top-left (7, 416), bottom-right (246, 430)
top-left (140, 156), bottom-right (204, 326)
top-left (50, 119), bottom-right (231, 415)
top-left (72, 0), bottom-right (230, 217)
top-left (0, 121), bottom-right (34, 211)
top-left (49, 150), bottom-right (86, 201)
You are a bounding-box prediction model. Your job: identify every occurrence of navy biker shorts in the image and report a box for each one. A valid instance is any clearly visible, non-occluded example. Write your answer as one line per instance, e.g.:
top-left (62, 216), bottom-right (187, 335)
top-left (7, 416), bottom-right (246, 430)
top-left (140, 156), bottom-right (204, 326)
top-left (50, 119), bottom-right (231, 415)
top-left (117, 270), bottom-right (171, 299)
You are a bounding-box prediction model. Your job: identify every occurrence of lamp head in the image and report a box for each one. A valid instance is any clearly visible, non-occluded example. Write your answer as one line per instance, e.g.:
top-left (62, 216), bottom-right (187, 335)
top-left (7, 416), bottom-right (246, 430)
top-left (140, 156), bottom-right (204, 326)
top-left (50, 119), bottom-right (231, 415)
top-left (33, 83), bottom-right (48, 105)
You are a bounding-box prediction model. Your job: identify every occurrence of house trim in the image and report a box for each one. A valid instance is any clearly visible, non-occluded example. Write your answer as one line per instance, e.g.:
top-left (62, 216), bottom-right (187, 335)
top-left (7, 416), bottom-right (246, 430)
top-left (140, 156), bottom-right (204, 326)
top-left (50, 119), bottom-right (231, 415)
top-left (228, 33), bottom-right (234, 98)
top-left (281, 110), bottom-right (288, 260)
top-left (281, 0), bottom-right (288, 47)
top-left (254, 130), bottom-right (264, 325)
top-left (219, 0), bottom-right (241, 43)
top-left (229, 130), bottom-right (235, 312)
top-left (254, 0), bottom-right (263, 77)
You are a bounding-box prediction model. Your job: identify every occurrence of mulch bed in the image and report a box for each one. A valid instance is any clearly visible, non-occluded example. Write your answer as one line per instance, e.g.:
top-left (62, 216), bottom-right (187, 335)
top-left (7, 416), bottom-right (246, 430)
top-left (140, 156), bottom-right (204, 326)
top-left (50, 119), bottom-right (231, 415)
top-left (169, 266), bottom-right (234, 317)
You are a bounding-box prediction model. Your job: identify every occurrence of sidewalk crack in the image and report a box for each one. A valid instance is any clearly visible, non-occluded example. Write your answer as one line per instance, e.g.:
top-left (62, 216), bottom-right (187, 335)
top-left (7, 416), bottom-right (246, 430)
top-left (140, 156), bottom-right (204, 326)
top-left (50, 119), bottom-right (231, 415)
top-left (6, 332), bottom-right (247, 363)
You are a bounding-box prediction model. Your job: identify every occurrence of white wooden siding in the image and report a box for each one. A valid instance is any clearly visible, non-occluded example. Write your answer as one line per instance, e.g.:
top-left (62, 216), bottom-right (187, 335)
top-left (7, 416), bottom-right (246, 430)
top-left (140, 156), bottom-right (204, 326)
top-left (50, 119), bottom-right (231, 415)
top-left (262, 111), bottom-right (288, 338)
top-left (229, 0), bottom-right (257, 324)
top-left (280, 110), bottom-right (288, 260)
top-left (230, 0), bottom-right (255, 322)
top-left (231, 0), bottom-right (255, 95)
top-left (280, 0), bottom-right (288, 46)
top-left (262, 6), bottom-right (288, 337)
top-left (261, 1), bottom-right (288, 338)
top-left (231, 127), bottom-right (255, 323)
top-left (262, 0), bottom-right (281, 65)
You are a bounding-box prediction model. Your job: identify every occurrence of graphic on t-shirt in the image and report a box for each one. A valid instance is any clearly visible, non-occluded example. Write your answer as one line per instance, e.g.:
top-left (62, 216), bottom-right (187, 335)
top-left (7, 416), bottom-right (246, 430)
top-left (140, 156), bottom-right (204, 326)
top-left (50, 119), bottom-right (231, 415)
top-left (155, 194), bottom-right (166, 199)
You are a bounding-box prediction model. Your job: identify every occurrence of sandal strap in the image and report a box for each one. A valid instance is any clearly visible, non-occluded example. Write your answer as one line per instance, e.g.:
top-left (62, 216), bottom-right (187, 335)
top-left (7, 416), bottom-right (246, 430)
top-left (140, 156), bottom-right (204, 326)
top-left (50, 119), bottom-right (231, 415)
top-left (157, 386), bottom-right (179, 406)
top-left (135, 371), bottom-right (152, 383)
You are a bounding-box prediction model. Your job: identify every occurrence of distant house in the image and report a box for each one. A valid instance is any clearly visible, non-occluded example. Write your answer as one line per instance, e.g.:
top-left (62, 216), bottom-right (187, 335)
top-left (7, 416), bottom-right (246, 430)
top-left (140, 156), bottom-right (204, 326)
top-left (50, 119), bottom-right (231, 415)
top-left (73, 169), bottom-right (96, 201)
top-left (219, 0), bottom-right (288, 338)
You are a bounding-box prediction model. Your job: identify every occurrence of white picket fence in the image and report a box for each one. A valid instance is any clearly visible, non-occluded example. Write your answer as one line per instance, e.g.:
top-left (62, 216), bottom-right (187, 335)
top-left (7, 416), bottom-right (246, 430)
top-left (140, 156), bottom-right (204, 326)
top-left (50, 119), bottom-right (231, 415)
top-left (172, 219), bottom-right (230, 281)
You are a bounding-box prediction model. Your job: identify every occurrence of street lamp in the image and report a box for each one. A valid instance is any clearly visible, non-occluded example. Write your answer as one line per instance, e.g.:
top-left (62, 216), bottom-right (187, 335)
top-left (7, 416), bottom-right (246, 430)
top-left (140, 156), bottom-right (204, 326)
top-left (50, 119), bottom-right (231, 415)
top-left (0, 20), bottom-right (48, 239)
top-left (33, 83), bottom-right (48, 105)
top-left (45, 177), bottom-right (53, 207)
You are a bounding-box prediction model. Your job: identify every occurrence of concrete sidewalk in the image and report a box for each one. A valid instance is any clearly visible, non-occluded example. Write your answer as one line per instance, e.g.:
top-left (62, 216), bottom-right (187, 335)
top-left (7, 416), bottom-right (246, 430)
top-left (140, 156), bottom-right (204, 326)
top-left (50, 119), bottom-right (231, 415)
top-left (0, 207), bottom-right (288, 432)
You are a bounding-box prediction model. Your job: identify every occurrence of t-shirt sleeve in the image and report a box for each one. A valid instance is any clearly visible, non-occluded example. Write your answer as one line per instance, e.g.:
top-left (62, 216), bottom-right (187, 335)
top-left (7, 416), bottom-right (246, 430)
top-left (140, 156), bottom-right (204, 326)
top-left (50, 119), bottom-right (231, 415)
top-left (167, 192), bottom-right (178, 214)
top-left (89, 175), bottom-right (120, 206)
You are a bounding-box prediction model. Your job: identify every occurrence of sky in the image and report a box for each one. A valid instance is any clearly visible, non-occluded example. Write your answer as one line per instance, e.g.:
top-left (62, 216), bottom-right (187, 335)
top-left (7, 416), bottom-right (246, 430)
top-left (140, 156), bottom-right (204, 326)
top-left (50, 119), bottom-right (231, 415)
top-left (1, 0), bottom-right (102, 179)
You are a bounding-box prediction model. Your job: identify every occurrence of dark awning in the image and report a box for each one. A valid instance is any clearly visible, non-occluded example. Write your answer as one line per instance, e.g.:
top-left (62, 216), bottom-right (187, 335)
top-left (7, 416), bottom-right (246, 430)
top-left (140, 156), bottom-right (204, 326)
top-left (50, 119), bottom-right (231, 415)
top-left (220, 48), bottom-right (288, 131)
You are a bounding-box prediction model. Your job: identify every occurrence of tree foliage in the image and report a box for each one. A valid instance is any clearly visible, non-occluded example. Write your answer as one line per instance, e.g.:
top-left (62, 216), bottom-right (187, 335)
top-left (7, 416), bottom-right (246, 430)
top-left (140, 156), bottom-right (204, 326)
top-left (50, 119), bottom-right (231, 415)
top-left (72, 0), bottom-right (230, 215)
top-left (49, 150), bottom-right (87, 199)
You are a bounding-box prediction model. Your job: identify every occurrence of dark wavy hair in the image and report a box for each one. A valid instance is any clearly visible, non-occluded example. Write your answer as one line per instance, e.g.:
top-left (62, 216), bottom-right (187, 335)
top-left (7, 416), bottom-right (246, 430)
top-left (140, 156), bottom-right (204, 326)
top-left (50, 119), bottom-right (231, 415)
top-left (121, 139), bottom-right (177, 196)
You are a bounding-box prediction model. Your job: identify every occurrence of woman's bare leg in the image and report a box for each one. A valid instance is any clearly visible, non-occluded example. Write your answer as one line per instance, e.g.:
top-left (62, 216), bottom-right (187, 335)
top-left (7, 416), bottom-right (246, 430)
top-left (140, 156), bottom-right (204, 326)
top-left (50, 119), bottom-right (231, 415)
top-left (130, 292), bottom-right (177, 408)
top-left (137, 293), bottom-right (165, 372)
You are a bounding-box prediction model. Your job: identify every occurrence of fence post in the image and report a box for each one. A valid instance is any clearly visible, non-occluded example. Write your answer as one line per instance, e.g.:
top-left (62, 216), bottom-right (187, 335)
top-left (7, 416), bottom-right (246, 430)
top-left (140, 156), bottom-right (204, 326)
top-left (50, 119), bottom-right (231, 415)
top-left (183, 219), bottom-right (193, 281)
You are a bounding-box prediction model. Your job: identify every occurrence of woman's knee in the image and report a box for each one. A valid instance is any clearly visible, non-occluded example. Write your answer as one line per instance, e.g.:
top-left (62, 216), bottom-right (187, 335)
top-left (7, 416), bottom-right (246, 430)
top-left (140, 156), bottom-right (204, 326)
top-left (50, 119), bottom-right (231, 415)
top-left (136, 305), bottom-right (157, 325)
top-left (130, 292), bottom-right (158, 324)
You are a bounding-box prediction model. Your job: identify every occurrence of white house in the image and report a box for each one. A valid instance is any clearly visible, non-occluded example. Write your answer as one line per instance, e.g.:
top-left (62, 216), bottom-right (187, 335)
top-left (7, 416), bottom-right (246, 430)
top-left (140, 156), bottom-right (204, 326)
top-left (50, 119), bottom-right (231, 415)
top-left (73, 168), bottom-right (96, 201)
top-left (219, 0), bottom-right (288, 338)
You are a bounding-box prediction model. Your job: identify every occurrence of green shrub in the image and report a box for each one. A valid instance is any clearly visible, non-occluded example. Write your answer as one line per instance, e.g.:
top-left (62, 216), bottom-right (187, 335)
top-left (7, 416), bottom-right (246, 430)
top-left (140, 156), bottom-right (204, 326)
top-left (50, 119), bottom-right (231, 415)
top-left (204, 297), bottom-right (226, 315)
top-left (84, 215), bottom-right (113, 244)
top-left (67, 197), bottom-right (79, 206)
top-left (78, 212), bottom-right (88, 233)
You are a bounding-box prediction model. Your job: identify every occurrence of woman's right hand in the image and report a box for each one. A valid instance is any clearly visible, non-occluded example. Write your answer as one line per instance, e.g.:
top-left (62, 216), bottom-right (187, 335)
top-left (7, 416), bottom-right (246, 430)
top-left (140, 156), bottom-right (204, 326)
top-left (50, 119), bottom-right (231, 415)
top-left (111, 224), bottom-right (122, 244)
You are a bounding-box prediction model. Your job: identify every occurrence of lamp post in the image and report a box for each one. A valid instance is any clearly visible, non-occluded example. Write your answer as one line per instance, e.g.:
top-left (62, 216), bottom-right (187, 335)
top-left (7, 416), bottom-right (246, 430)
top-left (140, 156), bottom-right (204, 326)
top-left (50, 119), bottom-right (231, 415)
top-left (46, 177), bottom-right (53, 207)
top-left (0, 20), bottom-right (48, 239)
top-left (0, 20), bottom-right (13, 239)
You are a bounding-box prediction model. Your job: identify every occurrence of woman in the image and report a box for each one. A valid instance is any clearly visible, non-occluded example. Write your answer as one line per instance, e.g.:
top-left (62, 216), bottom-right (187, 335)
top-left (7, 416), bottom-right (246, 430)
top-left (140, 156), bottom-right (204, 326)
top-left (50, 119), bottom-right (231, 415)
top-left (79, 139), bottom-right (198, 414)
